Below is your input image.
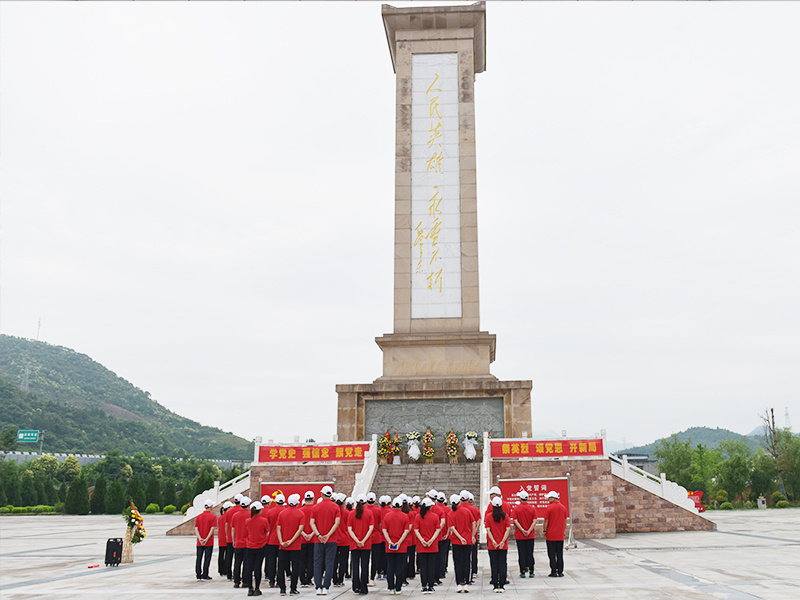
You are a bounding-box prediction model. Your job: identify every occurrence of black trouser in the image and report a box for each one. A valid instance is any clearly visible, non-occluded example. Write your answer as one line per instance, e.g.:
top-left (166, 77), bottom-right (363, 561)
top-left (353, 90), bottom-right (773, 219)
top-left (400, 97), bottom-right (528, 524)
top-left (370, 541), bottom-right (385, 578)
top-left (405, 545), bottom-right (416, 579)
top-left (277, 548), bottom-right (301, 592)
top-left (265, 543), bottom-right (279, 584)
top-left (452, 544), bottom-right (471, 585)
top-left (546, 540), bottom-right (564, 575)
top-left (488, 549), bottom-right (507, 589)
top-left (195, 545), bottom-right (213, 579)
top-left (217, 545), bottom-right (227, 576)
top-left (351, 548), bottom-right (370, 593)
top-left (418, 551), bottom-right (437, 590)
top-left (233, 546), bottom-right (246, 585)
top-left (300, 542), bottom-right (314, 585)
top-left (471, 542), bottom-right (478, 577)
top-left (334, 545), bottom-right (349, 584)
top-left (224, 542), bottom-right (234, 578)
top-left (386, 552), bottom-right (404, 592)
top-left (437, 539), bottom-right (450, 579)
top-left (313, 541), bottom-right (337, 590)
top-left (516, 538), bottom-right (534, 574)
top-left (244, 546), bottom-right (266, 591)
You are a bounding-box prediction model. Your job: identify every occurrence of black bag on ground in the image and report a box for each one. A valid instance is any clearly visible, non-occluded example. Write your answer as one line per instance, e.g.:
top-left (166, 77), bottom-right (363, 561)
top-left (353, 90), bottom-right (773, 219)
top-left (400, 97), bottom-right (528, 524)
top-left (105, 538), bottom-right (123, 566)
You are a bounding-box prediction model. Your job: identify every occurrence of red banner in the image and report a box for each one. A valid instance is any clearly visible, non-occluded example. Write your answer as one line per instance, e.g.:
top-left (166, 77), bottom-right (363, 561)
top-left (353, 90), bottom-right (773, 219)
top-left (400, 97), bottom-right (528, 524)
top-left (258, 443), bottom-right (370, 463)
top-left (260, 482), bottom-right (334, 502)
top-left (498, 478), bottom-right (570, 515)
top-left (491, 438), bottom-right (603, 459)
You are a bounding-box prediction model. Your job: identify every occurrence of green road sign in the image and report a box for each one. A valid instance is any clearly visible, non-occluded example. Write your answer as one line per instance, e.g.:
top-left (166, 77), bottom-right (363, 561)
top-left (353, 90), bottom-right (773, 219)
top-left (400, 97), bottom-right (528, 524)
top-left (17, 430), bottom-right (40, 443)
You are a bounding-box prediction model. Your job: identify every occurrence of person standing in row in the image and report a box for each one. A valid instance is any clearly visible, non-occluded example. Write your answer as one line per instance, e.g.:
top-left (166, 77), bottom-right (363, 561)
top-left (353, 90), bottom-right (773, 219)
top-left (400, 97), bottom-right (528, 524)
top-left (224, 495), bottom-right (243, 580)
top-left (194, 499), bottom-right (217, 581)
top-left (511, 491), bottom-right (537, 578)
top-left (276, 493), bottom-right (306, 596)
top-left (448, 494), bottom-right (473, 593)
top-left (435, 492), bottom-right (452, 582)
top-left (217, 501), bottom-right (232, 578)
top-left (310, 485), bottom-right (341, 596)
top-left (484, 497), bottom-right (510, 593)
top-left (459, 491), bottom-right (479, 584)
top-left (347, 493), bottom-right (374, 595)
top-left (415, 497), bottom-right (444, 594)
top-left (299, 491), bottom-right (316, 587)
top-left (382, 496), bottom-right (411, 595)
top-left (404, 496), bottom-right (418, 583)
top-left (333, 494), bottom-right (349, 586)
top-left (231, 496), bottom-right (251, 588)
top-left (265, 494), bottom-right (282, 587)
top-left (366, 492), bottom-right (384, 585)
top-left (244, 501), bottom-right (268, 597)
top-left (543, 491), bottom-right (568, 578)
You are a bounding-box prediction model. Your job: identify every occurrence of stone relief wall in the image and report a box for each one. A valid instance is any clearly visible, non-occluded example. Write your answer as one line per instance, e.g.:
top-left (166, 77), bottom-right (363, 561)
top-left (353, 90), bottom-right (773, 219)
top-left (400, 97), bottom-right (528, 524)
top-left (365, 397), bottom-right (504, 449)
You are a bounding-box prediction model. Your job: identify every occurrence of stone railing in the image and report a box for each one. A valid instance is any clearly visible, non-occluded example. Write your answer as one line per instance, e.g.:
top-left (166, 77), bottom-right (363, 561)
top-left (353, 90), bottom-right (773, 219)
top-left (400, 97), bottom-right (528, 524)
top-left (183, 470), bottom-right (251, 522)
top-left (351, 435), bottom-right (378, 498)
top-left (609, 454), bottom-right (698, 514)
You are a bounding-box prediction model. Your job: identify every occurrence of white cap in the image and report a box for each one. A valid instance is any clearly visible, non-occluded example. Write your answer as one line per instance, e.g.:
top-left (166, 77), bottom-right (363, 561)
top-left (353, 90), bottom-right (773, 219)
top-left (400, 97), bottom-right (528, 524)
top-left (321, 485), bottom-right (333, 496)
top-left (288, 494), bottom-right (301, 506)
top-left (367, 492), bottom-right (377, 501)
top-left (345, 497), bottom-right (354, 506)
top-left (392, 496), bottom-right (403, 508)
top-left (223, 501), bottom-right (234, 509)
top-left (427, 489), bottom-right (438, 497)
top-left (356, 493), bottom-right (368, 503)
top-left (240, 496), bottom-right (251, 507)
top-left (450, 494), bottom-right (461, 504)
top-left (380, 495), bottom-right (391, 504)
top-left (275, 494), bottom-right (285, 504)
top-left (545, 491), bottom-right (560, 500)
top-left (398, 493), bottom-right (408, 502)
top-left (489, 486), bottom-right (502, 496)
top-left (234, 493), bottom-right (243, 502)
top-left (261, 495), bottom-right (272, 504)
top-left (412, 495), bottom-right (420, 504)
top-left (251, 501), bottom-right (264, 511)
top-left (517, 490), bottom-right (529, 500)
top-left (468, 492), bottom-right (475, 501)
top-left (491, 497), bottom-right (503, 507)
top-left (304, 491), bottom-right (315, 500)
top-left (459, 490), bottom-right (470, 501)
top-left (437, 492), bottom-right (446, 502)
top-left (203, 499), bottom-right (214, 509)
top-left (421, 497), bottom-right (434, 507)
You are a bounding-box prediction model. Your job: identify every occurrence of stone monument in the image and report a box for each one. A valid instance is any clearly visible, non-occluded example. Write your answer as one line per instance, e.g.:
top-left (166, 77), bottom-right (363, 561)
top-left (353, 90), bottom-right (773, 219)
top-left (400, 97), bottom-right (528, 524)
top-left (337, 2), bottom-right (532, 450)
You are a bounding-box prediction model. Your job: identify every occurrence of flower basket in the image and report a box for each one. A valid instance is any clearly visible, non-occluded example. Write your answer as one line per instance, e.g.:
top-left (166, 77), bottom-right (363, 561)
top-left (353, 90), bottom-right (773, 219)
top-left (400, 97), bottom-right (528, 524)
top-left (424, 457), bottom-right (434, 464)
top-left (378, 456), bottom-right (388, 465)
top-left (449, 456), bottom-right (458, 464)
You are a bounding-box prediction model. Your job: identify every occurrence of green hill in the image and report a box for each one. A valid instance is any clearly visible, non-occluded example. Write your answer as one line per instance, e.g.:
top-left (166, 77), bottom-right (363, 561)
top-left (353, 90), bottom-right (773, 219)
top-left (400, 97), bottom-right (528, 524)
top-left (0, 334), bottom-right (251, 459)
top-left (616, 426), bottom-right (762, 457)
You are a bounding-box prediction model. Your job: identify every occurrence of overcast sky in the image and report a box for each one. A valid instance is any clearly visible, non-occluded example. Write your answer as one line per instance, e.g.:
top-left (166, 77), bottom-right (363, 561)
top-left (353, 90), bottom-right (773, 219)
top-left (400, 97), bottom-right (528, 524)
top-left (1, 2), bottom-right (798, 451)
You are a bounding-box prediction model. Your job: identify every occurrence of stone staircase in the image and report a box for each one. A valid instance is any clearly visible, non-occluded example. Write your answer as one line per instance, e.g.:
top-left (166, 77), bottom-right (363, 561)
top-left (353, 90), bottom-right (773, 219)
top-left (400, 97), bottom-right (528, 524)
top-left (370, 463), bottom-right (481, 499)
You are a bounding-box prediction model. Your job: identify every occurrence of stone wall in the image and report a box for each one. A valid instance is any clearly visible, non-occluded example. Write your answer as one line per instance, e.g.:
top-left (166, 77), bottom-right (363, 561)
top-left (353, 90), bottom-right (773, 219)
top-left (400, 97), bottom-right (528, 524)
top-left (613, 475), bottom-right (716, 533)
top-left (492, 458), bottom-right (616, 539)
top-left (248, 463), bottom-right (362, 500)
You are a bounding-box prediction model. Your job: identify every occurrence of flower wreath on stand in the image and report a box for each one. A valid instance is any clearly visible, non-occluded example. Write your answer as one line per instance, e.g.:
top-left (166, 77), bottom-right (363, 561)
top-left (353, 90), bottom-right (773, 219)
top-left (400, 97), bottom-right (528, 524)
top-left (406, 431), bottom-right (421, 462)
top-left (124, 502), bottom-right (146, 544)
top-left (392, 434), bottom-right (402, 459)
top-left (446, 430), bottom-right (459, 463)
top-left (464, 431), bottom-right (480, 461)
top-left (378, 430), bottom-right (393, 463)
top-left (422, 429), bottom-right (435, 462)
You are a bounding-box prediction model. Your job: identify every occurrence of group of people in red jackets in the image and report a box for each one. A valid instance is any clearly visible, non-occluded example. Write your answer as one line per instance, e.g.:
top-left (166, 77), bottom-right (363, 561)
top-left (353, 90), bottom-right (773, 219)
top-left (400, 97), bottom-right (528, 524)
top-left (193, 484), bottom-right (569, 596)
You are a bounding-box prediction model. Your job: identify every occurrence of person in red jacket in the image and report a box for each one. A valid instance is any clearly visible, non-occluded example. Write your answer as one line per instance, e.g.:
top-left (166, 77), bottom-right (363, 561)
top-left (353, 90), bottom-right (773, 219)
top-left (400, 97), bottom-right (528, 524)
top-left (382, 496), bottom-right (411, 595)
top-left (511, 490), bottom-right (537, 578)
top-left (484, 497), bottom-right (511, 593)
top-left (543, 491), bottom-right (568, 578)
top-left (347, 493), bottom-right (374, 595)
top-left (448, 494), bottom-right (473, 592)
top-left (244, 500), bottom-right (269, 596)
top-left (415, 497), bottom-right (444, 594)
top-left (231, 496), bottom-right (252, 588)
top-left (218, 501), bottom-right (233, 578)
top-left (277, 493), bottom-right (306, 596)
top-left (310, 485), bottom-right (341, 595)
top-left (195, 499), bottom-right (217, 581)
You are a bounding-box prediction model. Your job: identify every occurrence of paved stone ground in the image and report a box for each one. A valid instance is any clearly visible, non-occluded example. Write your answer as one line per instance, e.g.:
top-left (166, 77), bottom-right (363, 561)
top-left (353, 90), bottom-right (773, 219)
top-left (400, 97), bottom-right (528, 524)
top-left (2, 509), bottom-right (799, 599)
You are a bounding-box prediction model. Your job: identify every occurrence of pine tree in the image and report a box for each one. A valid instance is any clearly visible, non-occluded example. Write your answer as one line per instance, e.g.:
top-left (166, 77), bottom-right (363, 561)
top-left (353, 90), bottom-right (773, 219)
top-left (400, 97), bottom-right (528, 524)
top-left (193, 470), bottom-right (214, 498)
top-left (35, 479), bottom-right (46, 505)
top-left (126, 474), bottom-right (146, 510)
top-left (5, 476), bottom-right (22, 507)
top-left (21, 475), bottom-right (37, 506)
top-left (145, 475), bottom-right (162, 508)
top-left (177, 482), bottom-right (193, 510)
top-left (91, 474), bottom-right (107, 514)
top-left (162, 477), bottom-right (177, 508)
top-left (65, 476), bottom-right (90, 515)
top-left (45, 477), bottom-right (58, 504)
top-left (105, 478), bottom-right (127, 514)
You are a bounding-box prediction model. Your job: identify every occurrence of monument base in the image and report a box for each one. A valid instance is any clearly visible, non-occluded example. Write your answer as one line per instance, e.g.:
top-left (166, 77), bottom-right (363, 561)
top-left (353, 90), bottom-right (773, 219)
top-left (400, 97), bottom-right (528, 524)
top-left (375, 332), bottom-right (497, 380)
top-left (336, 378), bottom-right (531, 442)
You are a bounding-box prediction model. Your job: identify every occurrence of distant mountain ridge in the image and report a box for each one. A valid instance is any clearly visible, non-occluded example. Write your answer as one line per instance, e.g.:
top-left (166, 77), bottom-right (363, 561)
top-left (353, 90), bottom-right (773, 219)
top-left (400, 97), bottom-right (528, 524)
top-left (615, 426), bottom-right (763, 457)
top-left (0, 334), bottom-right (251, 459)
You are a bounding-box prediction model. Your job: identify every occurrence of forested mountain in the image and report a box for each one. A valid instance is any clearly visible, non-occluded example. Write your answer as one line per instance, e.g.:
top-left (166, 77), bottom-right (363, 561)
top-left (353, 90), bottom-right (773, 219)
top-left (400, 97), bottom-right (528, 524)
top-left (617, 426), bottom-right (762, 457)
top-left (0, 335), bottom-right (251, 459)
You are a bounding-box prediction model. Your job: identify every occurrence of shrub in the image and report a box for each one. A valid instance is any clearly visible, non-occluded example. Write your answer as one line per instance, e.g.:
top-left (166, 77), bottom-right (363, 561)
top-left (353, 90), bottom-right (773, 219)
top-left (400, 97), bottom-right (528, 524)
top-left (181, 503), bottom-right (190, 514)
top-left (145, 503), bottom-right (160, 514)
top-left (0, 507), bottom-right (10, 514)
top-left (744, 501), bottom-right (754, 509)
top-left (715, 490), bottom-right (729, 504)
top-left (776, 500), bottom-right (790, 509)
top-left (54, 502), bottom-right (65, 513)
top-left (12, 506), bottom-right (27, 513)
top-left (720, 502), bottom-right (733, 510)
top-left (163, 504), bottom-right (176, 514)
top-left (771, 491), bottom-right (786, 506)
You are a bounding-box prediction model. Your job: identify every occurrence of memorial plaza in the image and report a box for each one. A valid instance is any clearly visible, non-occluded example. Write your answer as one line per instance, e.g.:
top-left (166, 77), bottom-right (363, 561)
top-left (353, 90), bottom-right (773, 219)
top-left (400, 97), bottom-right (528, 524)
top-left (1, 509), bottom-right (799, 599)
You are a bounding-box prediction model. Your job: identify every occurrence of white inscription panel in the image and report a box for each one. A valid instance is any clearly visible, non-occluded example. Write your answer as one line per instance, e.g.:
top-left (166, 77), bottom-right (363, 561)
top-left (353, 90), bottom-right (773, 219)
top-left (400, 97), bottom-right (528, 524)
top-left (411, 53), bottom-right (462, 319)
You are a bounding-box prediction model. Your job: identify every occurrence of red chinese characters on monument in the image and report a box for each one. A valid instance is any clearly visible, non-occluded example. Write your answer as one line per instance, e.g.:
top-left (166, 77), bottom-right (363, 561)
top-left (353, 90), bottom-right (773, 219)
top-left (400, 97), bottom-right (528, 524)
top-left (490, 439), bottom-right (604, 459)
top-left (258, 443), bottom-right (369, 463)
top-left (498, 478), bottom-right (570, 514)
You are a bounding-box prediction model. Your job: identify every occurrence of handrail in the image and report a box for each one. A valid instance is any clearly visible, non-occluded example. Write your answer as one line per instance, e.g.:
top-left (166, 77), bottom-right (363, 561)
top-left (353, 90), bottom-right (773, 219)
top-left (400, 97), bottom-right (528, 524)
top-left (351, 435), bottom-right (378, 498)
top-left (610, 455), bottom-right (697, 514)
